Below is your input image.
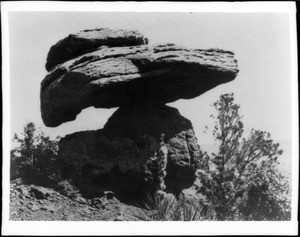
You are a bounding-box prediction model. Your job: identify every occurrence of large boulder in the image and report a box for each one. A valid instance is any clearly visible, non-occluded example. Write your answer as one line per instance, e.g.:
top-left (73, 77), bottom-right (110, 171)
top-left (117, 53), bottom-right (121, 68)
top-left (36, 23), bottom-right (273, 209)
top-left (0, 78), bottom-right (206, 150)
top-left (41, 43), bottom-right (238, 127)
top-left (40, 27), bottom-right (239, 204)
top-left (46, 28), bottom-right (148, 71)
top-left (58, 104), bottom-right (201, 200)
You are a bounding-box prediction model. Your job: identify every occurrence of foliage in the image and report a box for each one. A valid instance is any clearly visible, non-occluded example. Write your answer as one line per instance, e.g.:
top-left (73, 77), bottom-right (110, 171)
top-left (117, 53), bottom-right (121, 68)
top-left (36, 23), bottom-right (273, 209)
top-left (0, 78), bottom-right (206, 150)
top-left (10, 122), bottom-right (61, 185)
top-left (142, 135), bottom-right (213, 221)
top-left (56, 179), bottom-right (81, 199)
top-left (197, 93), bottom-right (291, 220)
top-left (144, 192), bottom-right (212, 221)
top-left (143, 133), bottom-right (168, 196)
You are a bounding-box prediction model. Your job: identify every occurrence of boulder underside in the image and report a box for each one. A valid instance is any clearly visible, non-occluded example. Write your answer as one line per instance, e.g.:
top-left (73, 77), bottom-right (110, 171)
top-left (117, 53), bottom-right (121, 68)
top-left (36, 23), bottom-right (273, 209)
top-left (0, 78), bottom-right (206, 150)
top-left (41, 44), bottom-right (238, 127)
top-left (58, 105), bottom-right (201, 200)
top-left (40, 28), bottom-right (238, 202)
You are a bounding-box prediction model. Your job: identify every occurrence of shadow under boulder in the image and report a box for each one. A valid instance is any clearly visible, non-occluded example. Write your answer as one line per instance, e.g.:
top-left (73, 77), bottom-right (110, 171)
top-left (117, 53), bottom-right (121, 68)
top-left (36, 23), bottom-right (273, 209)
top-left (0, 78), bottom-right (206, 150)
top-left (58, 104), bottom-right (201, 203)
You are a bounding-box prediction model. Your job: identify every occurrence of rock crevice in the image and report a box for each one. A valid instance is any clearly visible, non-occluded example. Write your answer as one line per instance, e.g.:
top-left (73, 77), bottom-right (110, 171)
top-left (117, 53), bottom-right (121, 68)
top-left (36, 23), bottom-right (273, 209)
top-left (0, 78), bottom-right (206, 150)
top-left (40, 28), bottom-right (238, 201)
top-left (58, 104), bottom-right (200, 199)
top-left (41, 42), bottom-right (238, 127)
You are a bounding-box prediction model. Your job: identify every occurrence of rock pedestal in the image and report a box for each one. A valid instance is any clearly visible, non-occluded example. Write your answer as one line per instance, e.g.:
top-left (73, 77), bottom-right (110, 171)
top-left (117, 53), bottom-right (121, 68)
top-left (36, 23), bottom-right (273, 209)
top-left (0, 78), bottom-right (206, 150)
top-left (40, 28), bottom-right (238, 201)
top-left (58, 104), bottom-right (200, 200)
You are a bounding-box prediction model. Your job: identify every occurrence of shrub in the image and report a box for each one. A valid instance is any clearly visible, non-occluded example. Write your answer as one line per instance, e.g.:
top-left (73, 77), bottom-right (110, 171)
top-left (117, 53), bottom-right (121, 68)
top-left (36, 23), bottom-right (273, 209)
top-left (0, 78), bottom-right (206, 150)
top-left (142, 134), bottom-right (213, 221)
top-left (56, 179), bottom-right (80, 199)
top-left (197, 93), bottom-right (291, 220)
top-left (144, 192), bottom-right (211, 221)
top-left (10, 122), bottom-right (61, 185)
top-left (143, 133), bottom-right (168, 197)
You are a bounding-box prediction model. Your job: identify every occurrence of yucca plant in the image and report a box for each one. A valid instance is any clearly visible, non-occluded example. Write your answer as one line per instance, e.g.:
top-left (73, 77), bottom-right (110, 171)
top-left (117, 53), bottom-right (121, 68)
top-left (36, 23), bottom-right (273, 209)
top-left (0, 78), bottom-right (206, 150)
top-left (143, 192), bottom-right (213, 221)
top-left (172, 202), bottom-right (207, 221)
top-left (143, 192), bottom-right (177, 221)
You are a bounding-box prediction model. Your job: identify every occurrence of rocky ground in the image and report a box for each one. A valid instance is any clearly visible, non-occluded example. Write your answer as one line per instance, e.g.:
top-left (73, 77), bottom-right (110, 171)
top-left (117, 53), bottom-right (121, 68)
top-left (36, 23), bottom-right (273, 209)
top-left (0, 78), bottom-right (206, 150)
top-left (9, 179), bottom-right (150, 221)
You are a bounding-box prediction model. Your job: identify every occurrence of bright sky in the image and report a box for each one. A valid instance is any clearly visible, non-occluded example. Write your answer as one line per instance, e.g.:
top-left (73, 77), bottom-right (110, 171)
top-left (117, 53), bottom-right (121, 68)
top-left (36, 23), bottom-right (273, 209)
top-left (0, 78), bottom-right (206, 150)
top-left (9, 11), bottom-right (292, 164)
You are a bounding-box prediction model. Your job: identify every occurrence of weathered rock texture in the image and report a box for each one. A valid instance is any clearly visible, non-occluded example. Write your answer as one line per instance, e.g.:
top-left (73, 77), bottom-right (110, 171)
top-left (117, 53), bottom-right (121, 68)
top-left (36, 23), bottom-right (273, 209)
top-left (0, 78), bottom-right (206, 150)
top-left (41, 43), bottom-right (238, 127)
top-left (46, 28), bottom-right (148, 71)
top-left (58, 105), bottom-right (201, 199)
top-left (40, 28), bottom-right (238, 202)
top-left (10, 179), bottom-right (150, 221)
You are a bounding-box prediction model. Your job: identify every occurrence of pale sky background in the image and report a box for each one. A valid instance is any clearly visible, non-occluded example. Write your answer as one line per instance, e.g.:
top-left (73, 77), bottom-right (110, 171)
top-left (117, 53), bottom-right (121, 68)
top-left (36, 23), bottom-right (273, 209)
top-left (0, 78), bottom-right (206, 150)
top-left (8, 12), bottom-right (293, 172)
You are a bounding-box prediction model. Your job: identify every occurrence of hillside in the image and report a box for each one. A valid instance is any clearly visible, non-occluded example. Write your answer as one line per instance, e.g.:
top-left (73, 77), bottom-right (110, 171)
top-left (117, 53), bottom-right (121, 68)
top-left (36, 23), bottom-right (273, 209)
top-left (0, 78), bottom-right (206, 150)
top-left (9, 179), bottom-right (149, 221)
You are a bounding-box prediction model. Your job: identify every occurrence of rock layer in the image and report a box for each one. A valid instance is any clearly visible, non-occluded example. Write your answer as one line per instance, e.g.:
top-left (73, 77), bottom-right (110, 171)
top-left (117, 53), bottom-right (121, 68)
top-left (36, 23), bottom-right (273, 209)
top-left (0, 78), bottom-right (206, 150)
top-left (58, 105), bottom-right (201, 199)
top-left (40, 27), bottom-right (239, 202)
top-left (46, 28), bottom-right (148, 71)
top-left (41, 43), bottom-right (238, 127)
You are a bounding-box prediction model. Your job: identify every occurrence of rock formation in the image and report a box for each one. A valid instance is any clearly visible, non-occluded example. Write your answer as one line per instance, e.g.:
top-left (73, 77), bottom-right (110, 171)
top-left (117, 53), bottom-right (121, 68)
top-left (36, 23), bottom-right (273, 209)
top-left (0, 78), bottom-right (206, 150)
top-left (58, 104), bottom-right (201, 200)
top-left (46, 28), bottom-right (148, 71)
top-left (40, 28), bottom-right (238, 201)
top-left (41, 42), bottom-right (238, 127)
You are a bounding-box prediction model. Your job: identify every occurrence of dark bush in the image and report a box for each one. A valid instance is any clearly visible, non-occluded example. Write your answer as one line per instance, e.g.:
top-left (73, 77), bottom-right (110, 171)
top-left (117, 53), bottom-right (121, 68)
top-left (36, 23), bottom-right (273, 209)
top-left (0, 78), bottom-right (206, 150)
top-left (10, 122), bottom-right (61, 186)
top-left (197, 93), bottom-right (291, 220)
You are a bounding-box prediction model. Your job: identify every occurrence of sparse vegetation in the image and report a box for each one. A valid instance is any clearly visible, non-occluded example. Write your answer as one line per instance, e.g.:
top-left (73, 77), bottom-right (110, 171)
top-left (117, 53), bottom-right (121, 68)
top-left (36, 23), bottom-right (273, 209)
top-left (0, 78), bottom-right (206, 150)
top-left (144, 192), bottom-right (212, 221)
top-left (143, 133), bottom-right (169, 197)
top-left (196, 93), bottom-right (291, 220)
top-left (10, 122), bottom-right (61, 186)
top-left (10, 94), bottom-right (292, 221)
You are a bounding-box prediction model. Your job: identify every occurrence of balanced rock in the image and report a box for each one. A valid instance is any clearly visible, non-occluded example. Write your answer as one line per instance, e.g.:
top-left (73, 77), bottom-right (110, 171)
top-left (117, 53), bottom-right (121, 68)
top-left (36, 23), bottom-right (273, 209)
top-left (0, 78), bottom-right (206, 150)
top-left (58, 104), bottom-right (201, 199)
top-left (40, 27), bottom-right (239, 202)
top-left (46, 28), bottom-right (148, 71)
top-left (41, 43), bottom-right (238, 127)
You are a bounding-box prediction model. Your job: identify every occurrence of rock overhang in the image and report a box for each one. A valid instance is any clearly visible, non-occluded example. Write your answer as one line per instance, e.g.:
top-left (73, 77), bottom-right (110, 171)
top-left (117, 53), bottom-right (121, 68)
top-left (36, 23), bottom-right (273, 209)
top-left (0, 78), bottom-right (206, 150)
top-left (41, 29), bottom-right (239, 127)
top-left (45, 28), bottom-right (149, 71)
top-left (39, 27), bottom-right (240, 199)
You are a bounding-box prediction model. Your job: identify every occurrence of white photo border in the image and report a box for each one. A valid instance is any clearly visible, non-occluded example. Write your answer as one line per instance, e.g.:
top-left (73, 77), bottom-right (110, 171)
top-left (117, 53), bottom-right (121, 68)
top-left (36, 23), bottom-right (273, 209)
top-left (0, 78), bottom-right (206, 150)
top-left (1, 1), bottom-right (298, 236)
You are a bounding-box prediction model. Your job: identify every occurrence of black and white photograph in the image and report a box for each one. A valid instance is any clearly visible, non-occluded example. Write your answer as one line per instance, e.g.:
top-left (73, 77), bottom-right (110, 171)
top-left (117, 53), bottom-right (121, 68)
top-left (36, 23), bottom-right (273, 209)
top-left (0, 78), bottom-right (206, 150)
top-left (2, 1), bottom-right (298, 236)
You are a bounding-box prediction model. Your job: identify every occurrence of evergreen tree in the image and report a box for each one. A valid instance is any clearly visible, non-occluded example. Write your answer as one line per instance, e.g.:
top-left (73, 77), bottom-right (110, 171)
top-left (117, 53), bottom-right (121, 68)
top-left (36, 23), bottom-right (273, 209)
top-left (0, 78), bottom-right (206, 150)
top-left (198, 93), bottom-right (291, 220)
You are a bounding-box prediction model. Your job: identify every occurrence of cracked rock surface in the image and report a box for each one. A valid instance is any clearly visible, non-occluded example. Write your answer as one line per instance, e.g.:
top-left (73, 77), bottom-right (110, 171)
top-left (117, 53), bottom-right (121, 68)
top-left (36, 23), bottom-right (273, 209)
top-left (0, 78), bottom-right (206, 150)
top-left (41, 42), bottom-right (238, 127)
top-left (58, 104), bottom-right (201, 199)
top-left (38, 27), bottom-right (239, 204)
top-left (46, 28), bottom-right (148, 71)
top-left (10, 179), bottom-right (149, 221)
